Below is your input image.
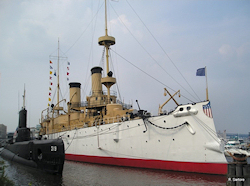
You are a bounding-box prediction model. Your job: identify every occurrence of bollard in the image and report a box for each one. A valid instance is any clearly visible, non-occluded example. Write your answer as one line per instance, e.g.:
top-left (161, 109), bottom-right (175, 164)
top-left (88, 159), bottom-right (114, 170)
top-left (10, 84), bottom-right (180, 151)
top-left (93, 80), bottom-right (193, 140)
top-left (227, 153), bottom-right (249, 186)
top-left (236, 164), bottom-right (243, 186)
top-left (227, 164), bottom-right (236, 186)
top-left (243, 164), bottom-right (250, 186)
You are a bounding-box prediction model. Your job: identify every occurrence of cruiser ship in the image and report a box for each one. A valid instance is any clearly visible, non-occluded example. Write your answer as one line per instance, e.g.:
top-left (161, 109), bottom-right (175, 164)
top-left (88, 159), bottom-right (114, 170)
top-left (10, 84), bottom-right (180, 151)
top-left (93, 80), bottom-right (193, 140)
top-left (40, 0), bottom-right (228, 175)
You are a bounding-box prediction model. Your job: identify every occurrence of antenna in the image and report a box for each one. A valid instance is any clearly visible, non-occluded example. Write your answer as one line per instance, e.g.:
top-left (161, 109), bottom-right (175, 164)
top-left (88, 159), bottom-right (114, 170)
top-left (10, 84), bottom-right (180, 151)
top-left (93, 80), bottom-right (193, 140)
top-left (23, 84), bottom-right (26, 109)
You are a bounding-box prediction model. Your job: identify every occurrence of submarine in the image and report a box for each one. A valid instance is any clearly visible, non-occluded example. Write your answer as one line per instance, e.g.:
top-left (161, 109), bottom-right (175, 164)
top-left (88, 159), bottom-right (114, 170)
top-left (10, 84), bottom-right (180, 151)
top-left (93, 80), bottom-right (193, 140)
top-left (0, 88), bottom-right (65, 174)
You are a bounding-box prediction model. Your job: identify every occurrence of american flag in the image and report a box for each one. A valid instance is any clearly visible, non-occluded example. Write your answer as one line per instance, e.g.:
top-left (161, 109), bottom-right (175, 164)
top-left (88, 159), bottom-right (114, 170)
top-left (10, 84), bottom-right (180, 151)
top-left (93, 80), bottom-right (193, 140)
top-left (203, 102), bottom-right (213, 118)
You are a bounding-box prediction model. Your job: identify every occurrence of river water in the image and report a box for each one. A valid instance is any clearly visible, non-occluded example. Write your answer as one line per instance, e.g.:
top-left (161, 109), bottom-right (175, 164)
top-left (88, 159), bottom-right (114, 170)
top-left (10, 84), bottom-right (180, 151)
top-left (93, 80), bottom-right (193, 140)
top-left (1, 156), bottom-right (229, 186)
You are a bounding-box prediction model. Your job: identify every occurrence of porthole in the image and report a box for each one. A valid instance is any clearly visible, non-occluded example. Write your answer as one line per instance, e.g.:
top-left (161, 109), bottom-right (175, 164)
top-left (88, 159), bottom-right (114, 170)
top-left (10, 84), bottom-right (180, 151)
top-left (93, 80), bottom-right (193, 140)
top-left (187, 106), bottom-right (191, 111)
top-left (179, 107), bottom-right (184, 111)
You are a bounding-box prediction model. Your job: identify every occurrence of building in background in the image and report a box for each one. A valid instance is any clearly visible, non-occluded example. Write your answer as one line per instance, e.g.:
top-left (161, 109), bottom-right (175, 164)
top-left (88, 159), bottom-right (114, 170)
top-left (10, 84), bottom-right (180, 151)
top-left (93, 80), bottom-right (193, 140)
top-left (0, 124), bottom-right (7, 139)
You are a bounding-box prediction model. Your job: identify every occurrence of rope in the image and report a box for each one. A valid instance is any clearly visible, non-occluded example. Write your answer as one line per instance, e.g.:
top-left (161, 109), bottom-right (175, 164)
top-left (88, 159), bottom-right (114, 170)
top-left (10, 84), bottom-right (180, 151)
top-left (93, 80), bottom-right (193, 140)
top-left (64, 1), bottom-right (104, 54)
top-left (227, 151), bottom-right (249, 161)
top-left (110, 2), bottom-right (198, 103)
top-left (124, 0), bottom-right (200, 102)
top-left (188, 111), bottom-right (221, 143)
top-left (110, 49), bottom-right (194, 103)
top-left (65, 128), bottom-right (78, 151)
top-left (146, 119), bottom-right (188, 130)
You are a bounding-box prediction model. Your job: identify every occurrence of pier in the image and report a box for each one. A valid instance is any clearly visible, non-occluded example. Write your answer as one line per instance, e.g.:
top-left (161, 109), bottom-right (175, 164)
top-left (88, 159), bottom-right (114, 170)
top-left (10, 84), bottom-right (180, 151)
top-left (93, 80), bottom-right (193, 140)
top-left (227, 153), bottom-right (250, 186)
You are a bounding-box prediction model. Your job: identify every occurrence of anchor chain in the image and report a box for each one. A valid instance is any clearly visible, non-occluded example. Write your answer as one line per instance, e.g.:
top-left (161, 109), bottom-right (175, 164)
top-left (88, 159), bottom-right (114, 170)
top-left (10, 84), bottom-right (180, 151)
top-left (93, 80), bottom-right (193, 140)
top-left (146, 119), bottom-right (188, 130)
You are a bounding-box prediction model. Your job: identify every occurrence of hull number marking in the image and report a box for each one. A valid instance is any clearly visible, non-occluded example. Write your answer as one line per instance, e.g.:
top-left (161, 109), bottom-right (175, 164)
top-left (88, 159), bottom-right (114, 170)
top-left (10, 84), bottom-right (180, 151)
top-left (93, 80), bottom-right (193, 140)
top-left (51, 146), bottom-right (57, 152)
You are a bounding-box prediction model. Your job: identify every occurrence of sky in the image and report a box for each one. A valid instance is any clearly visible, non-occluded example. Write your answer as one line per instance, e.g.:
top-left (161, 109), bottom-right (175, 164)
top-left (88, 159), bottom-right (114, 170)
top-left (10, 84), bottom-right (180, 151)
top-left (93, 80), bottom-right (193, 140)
top-left (0, 0), bottom-right (249, 134)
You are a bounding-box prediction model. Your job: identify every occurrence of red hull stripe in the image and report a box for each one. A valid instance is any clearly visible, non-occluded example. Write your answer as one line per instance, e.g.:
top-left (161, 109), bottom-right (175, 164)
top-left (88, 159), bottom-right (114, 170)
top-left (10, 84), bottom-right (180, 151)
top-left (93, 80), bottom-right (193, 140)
top-left (66, 153), bottom-right (227, 175)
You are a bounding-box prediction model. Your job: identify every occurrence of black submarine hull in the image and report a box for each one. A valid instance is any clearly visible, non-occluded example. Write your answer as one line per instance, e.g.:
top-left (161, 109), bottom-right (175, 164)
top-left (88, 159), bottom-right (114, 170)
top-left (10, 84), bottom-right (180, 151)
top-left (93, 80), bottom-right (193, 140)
top-left (1, 139), bottom-right (65, 174)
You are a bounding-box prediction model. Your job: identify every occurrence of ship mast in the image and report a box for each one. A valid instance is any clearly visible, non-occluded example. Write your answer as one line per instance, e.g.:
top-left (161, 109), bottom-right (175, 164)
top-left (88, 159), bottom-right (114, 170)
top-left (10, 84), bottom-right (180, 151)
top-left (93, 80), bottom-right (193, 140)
top-left (57, 38), bottom-right (60, 115)
top-left (99, 0), bottom-right (116, 104)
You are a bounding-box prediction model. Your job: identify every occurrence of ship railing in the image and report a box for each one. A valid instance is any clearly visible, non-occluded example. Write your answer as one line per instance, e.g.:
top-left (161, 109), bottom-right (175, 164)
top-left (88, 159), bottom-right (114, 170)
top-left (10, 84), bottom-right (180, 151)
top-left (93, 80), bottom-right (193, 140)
top-left (48, 115), bottom-right (131, 134)
top-left (89, 90), bottom-right (117, 96)
top-left (117, 100), bottom-right (133, 110)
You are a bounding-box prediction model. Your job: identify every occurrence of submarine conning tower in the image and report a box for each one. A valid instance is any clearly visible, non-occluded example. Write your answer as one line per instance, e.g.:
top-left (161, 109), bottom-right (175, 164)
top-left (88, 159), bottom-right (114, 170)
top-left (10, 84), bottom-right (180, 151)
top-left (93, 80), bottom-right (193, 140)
top-left (16, 107), bottom-right (30, 142)
top-left (18, 108), bottom-right (27, 128)
top-left (69, 82), bottom-right (81, 108)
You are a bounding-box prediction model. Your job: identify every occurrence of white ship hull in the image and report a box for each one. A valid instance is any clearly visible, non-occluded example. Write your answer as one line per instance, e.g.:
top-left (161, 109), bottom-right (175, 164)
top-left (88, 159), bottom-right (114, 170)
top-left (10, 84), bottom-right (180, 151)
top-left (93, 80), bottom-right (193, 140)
top-left (48, 101), bottom-right (228, 174)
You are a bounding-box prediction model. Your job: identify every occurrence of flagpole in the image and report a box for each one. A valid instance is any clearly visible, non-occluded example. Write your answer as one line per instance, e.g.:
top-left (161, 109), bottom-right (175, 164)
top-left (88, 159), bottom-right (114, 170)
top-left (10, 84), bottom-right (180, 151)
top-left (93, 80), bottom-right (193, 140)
top-left (205, 66), bottom-right (209, 101)
top-left (57, 38), bottom-right (60, 115)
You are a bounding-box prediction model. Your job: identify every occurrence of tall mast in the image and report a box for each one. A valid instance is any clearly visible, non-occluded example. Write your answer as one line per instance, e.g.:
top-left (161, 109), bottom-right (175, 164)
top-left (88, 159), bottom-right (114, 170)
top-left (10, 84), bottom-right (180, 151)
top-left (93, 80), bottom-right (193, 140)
top-left (98, 0), bottom-right (116, 104)
top-left (104, 0), bottom-right (109, 73)
top-left (57, 38), bottom-right (60, 114)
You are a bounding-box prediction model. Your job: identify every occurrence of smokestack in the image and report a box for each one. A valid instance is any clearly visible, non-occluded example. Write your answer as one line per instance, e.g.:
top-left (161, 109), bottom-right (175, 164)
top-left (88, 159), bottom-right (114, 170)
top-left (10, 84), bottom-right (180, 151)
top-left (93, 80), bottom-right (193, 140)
top-left (69, 82), bottom-right (81, 108)
top-left (91, 67), bottom-right (103, 96)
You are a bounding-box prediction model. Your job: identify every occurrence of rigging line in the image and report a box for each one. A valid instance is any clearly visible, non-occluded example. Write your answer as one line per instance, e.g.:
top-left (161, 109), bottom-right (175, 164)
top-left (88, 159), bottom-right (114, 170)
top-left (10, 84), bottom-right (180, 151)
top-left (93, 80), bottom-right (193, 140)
top-left (81, 2), bottom-right (102, 100)
top-left (190, 114), bottom-right (220, 143)
top-left (73, 123), bottom-right (120, 140)
top-left (109, 2), bottom-right (197, 103)
top-left (77, 124), bottom-right (142, 140)
top-left (125, 0), bottom-right (201, 102)
top-left (109, 50), bottom-right (122, 101)
top-left (82, 73), bottom-right (91, 100)
top-left (193, 114), bottom-right (218, 137)
top-left (90, 0), bottom-right (102, 67)
top-left (99, 46), bottom-right (105, 67)
top-left (64, 1), bottom-right (105, 54)
top-left (190, 113), bottom-right (216, 135)
top-left (65, 129), bottom-right (78, 151)
top-left (110, 49), bottom-right (194, 103)
top-left (49, 48), bottom-right (58, 57)
top-left (68, 121), bottom-right (142, 140)
top-left (52, 88), bottom-right (57, 105)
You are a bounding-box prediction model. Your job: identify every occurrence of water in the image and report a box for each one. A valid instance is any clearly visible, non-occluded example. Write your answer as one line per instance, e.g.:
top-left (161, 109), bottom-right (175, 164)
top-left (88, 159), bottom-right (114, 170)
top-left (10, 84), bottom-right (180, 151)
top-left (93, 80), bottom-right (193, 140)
top-left (1, 157), bottom-right (227, 186)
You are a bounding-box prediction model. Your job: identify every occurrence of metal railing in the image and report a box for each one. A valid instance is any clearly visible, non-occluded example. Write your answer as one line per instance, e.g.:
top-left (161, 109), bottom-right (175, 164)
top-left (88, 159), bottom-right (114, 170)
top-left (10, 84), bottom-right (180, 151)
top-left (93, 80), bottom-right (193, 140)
top-left (46, 115), bottom-right (131, 134)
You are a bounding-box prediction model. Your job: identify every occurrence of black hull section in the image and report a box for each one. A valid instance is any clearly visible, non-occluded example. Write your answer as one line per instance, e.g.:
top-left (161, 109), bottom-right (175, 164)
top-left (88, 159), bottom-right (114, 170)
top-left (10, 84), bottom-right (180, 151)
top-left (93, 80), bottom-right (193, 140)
top-left (1, 139), bottom-right (65, 174)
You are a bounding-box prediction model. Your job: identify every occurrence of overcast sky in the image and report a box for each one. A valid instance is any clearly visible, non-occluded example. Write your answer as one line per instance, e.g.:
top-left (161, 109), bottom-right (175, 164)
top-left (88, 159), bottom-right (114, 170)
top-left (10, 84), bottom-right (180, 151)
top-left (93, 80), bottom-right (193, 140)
top-left (0, 0), bottom-right (249, 134)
